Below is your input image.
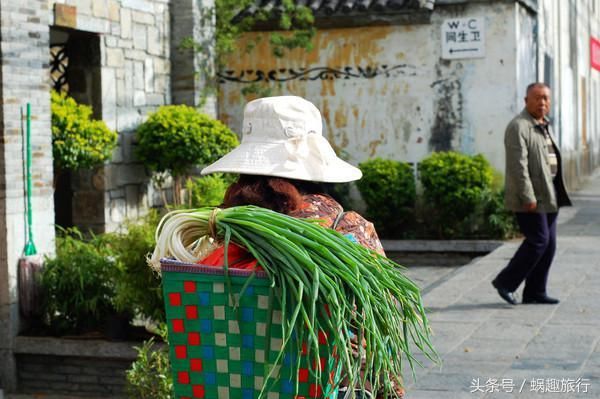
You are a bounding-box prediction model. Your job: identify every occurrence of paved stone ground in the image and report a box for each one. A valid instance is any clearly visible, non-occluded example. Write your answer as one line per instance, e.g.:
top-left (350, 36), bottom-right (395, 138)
top-left (404, 265), bottom-right (461, 294)
top-left (403, 170), bottom-right (600, 399)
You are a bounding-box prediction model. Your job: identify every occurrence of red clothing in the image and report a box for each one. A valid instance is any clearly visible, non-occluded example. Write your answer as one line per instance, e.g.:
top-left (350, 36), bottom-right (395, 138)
top-left (200, 243), bottom-right (262, 271)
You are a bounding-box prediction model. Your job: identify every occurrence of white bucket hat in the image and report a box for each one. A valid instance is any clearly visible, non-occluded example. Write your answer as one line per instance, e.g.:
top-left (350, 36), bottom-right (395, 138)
top-left (201, 96), bottom-right (362, 183)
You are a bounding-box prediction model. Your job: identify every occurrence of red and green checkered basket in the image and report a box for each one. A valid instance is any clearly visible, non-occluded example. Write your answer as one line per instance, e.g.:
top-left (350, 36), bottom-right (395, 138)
top-left (161, 259), bottom-right (341, 399)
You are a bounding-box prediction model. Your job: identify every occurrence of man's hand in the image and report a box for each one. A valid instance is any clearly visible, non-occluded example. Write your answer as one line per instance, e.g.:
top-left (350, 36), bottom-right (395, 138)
top-left (523, 202), bottom-right (537, 212)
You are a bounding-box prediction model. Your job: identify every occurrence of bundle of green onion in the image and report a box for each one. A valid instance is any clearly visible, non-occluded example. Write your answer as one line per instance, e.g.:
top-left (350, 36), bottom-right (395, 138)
top-left (150, 206), bottom-right (437, 397)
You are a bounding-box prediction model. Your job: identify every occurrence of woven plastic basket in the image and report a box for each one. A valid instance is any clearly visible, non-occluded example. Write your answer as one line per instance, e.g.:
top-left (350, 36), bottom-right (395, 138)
top-left (161, 259), bottom-right (340, 399)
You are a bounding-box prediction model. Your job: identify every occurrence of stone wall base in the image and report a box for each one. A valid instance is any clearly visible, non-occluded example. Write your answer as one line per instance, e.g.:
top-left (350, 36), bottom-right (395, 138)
top-left (16, 354), bottom-right (129, 398)
top-left (13, 336), bottom-right (141, 398)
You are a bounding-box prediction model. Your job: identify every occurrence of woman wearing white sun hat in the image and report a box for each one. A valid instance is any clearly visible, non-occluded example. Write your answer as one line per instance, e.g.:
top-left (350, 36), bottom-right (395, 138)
top-left (202, 95), bottom-right (385, 255)
top-left (201, 96), bottom-right (402, 398)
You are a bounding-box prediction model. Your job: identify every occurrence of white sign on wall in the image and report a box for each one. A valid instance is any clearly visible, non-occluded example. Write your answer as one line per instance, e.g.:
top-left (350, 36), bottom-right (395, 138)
top-left (441, 17), bottom-right (485, 60)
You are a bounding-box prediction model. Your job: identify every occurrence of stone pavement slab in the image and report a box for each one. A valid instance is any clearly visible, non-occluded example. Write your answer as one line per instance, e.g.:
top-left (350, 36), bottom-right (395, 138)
top-left (404, 170), bottom-right (600, 398)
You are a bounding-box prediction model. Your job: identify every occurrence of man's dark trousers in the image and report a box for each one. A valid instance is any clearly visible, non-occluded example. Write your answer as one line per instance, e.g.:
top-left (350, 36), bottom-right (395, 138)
top-left (494, 212), bottom-right (558, 297)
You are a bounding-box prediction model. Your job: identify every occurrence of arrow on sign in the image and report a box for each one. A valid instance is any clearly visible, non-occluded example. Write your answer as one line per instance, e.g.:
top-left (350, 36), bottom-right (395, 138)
top-left (449, 48), bottom-right (479, 53)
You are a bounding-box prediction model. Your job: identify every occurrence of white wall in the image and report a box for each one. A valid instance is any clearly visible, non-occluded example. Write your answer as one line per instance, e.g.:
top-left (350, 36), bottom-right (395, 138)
top-left (219, 0), bottom-right (600, 187)
top-left (218, 2), bottom-right (521, 175)
top-left (516, 3), bottom-right (537, 105)
top-left (537, 0), bottom-right (600, 185)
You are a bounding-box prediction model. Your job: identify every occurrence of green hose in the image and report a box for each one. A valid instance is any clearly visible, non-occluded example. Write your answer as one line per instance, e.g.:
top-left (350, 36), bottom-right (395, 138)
top-left (23, 103), bottom-right (37, 256)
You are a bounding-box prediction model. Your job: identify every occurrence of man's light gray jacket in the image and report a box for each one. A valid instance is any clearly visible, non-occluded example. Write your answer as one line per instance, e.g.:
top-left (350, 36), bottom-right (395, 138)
top-left (504, 109), bottom-right (572, 213)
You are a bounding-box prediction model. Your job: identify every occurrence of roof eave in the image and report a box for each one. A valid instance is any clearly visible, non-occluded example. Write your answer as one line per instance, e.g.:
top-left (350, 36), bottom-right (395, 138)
top-left (314, 10), bottom-right (433, 28)
top-left (248, 9), bottom-right (433, 31)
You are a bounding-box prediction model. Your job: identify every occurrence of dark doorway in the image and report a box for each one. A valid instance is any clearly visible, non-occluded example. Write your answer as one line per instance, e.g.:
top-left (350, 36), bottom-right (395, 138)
top-left (50, 27), bottom-right (102, 229)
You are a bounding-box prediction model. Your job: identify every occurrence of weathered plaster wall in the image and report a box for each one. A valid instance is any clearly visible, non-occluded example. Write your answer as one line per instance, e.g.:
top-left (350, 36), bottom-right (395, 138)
top-left (438, 2), bottom-right (519, 171)
top-left (516, 3), bottom-right (537, 107)
top-left (218, 2), bottom-right (519, 174)
top-left (537, 0), bottom-right (600, 188)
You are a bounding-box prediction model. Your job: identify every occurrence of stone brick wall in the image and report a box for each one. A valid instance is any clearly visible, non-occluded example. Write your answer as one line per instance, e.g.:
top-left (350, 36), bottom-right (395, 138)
top-left (17, 354), bottom-right (130, 397)
top-left (13, 336), bottom-right (142, 397)
top-left (0, 1), bottom-right (216, 390)
top-left (0, 0), bottom-right (56, 390)
top-left (170, 0), bottom-right (217, 117)
top-left (49, 0), bottom-right (172, 232)
top-left (48, 0), bottom-right (218, 232)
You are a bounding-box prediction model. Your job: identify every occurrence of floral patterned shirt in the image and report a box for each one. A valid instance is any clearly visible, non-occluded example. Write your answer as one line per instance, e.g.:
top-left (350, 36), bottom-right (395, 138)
top-left (289, 193), bottom-right (385, 256)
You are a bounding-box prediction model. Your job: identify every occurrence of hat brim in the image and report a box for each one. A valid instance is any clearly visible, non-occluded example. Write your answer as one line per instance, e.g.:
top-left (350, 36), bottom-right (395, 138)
top-left (201, 142), bottom-right (362, 183)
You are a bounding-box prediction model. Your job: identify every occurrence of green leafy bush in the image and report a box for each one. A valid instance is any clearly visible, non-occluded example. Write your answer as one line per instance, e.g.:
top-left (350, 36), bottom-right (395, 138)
top-left (126, 325), bottom-right (173, 399)
top-left (135, 105), bottom-right (238, 204)
top-left (185, 174), bottom-right (232, 208)
top-left (135, 105), bottom-right (239, 177)
top-left (42, 211), bottom-right (168, 334)
top-left (357, 158), bottom-right (416, 238)
top-left (418, 151), bottom-right (494, 238)
top-left (51, 91), bottom-right (118, 171)
top-left (480, 189), bottom-right (519, 239)
top-left (41, 229), bottom-right (121, 334)
top-left (104, 210), bottom-right (165, 323)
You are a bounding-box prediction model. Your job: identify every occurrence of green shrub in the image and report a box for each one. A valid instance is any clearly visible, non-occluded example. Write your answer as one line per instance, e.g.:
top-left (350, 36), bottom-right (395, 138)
top-left (126, 325), bottom-right (173, 399)
top-left (135, 104), bottom-right (239, 176)
top-left (135, 105), bottom-right (239, 204)
top-left (480, 189), bottom-right (519, 239)
top-left (185, 174), bottom-right (232, 208)
top-left (418, 151), bottom-right (494, 238)
top-left (105, 210), bottom-right (165, 323)
top-left (43, 211), bottom-right (167, 332)
top-left (356, 158), bottom-right (416, 238)
top-left (51, 91), bottom-right (118, 171)
top-left (41, 229), bottom-right (121, 334)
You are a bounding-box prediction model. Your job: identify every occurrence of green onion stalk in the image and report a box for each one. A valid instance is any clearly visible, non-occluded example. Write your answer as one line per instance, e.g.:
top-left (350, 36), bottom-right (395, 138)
top-left (149, 206), bottom-right (438, 398)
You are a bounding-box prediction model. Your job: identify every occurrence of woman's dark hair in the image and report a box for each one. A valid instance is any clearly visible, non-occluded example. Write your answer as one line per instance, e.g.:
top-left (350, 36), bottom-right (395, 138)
top-left (222, 175), bottom-right (325, 214)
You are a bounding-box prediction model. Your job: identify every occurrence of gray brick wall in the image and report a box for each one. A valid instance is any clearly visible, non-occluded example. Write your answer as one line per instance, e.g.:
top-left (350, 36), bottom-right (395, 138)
top-left (17, 354), bottom-right (129, 397)
top-left (170, 0), bottom-right (217, 117)
top-left (0, 0), bottom-right (56, 391)
top-left (101, 0), bottom-right (172, 232)
top-left (53, 0), bottom-right (172, 232)
top-left (12, 336), bottom-right (156, 397)
top-left (0, 1), bottom-right (216, 390)
top-left (45, 0), bottom-right (217, 233)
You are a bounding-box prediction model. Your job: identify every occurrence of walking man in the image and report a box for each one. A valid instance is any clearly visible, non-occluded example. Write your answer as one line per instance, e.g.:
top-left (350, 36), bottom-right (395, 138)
top-left (492, 83), bottom-right (571, 305)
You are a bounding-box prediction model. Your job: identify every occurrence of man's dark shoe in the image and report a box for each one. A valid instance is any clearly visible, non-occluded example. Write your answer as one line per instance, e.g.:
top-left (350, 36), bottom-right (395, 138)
top-left (492, 280), bottom-right (517, 305)
top-left (522, 295), bottom-right (560, 304)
